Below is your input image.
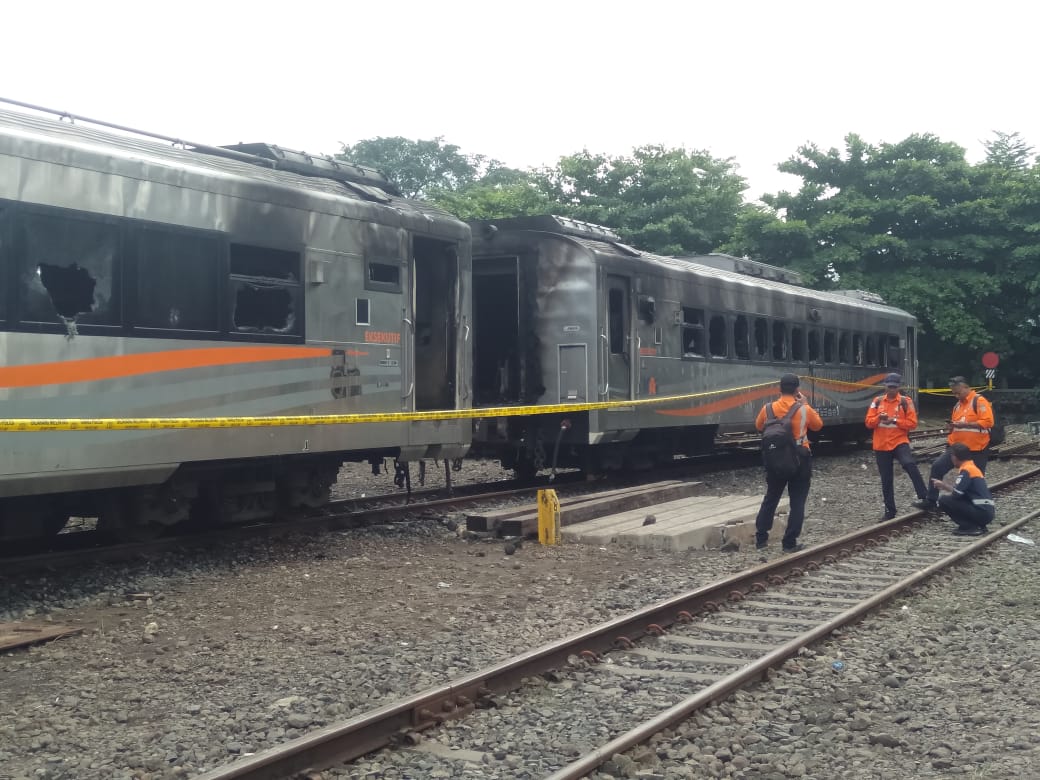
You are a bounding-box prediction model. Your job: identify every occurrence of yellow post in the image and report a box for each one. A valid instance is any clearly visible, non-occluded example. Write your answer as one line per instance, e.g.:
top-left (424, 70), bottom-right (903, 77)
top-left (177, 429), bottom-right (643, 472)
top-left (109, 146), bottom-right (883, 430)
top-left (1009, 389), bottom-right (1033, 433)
top-left (537, 489), bottom-right (561, 545)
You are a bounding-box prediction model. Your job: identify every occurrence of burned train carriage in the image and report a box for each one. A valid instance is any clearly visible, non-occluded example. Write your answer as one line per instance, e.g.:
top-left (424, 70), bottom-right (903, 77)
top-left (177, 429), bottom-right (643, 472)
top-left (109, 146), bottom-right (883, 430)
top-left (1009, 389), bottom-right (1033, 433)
top-left (470, 216), bottom-right (917, 475)
top-left (0, 105), bottom-right (470, 540)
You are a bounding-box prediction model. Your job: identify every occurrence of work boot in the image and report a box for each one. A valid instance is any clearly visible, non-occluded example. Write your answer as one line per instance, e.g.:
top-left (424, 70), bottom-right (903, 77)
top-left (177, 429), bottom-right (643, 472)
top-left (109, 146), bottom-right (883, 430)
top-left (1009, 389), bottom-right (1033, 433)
top-left (911, 499), bottom-right (938, 511)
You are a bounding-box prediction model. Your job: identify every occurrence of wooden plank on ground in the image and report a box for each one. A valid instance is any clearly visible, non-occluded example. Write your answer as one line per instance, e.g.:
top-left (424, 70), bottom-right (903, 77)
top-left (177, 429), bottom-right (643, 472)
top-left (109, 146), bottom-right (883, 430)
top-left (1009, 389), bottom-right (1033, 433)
top-left (466, 480), bottom-right (687, 531)
top-left (508, 481), bottom-right (706, 537)
top-left (0, 621), bottom-right (81, 651)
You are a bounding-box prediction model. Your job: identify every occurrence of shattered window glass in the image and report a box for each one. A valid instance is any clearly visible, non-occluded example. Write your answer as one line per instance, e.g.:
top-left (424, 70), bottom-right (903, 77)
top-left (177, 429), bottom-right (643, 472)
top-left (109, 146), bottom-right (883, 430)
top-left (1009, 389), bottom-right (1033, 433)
top-left (137, 228), bottom-right (220, 331)
top-left (20, 212), bottom-right (120, 326)
top-left (229, 244), bottom-right (301, 336)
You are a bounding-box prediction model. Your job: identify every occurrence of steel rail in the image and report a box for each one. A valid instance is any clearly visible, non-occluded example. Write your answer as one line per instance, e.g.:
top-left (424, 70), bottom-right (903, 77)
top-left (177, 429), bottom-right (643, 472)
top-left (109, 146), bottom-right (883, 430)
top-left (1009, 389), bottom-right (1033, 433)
top-left (544, 503), bottom-right (1040, 779)
top-left (192, 466), bottom-right (1040, 780)
top-left (0, 478), bottom-right (569, 577)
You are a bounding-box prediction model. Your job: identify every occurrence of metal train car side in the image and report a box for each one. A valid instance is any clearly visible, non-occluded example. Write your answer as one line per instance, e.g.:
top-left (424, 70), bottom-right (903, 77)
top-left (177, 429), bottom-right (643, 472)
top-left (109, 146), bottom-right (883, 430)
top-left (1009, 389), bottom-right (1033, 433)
top-left (0, 106), bottom-right (471, 539)
top-left (468, 216), bottom-right (916, 475)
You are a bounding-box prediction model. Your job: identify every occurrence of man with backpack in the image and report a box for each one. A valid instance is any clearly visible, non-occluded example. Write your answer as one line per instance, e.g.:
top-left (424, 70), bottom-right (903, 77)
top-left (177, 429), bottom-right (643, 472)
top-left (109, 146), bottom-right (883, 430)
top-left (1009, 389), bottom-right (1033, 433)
top-left (754, 373), bottom-right (823, 553)
top-left (914, 376), bottom-right (995, 511)
top-left (865, 373), bottom-right (928, 521)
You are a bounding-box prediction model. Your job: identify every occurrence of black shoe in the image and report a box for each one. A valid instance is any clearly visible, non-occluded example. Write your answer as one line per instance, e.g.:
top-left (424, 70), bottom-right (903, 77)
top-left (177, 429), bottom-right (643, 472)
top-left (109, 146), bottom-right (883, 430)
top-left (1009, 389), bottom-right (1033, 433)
top-left (879, 512), bottom-right (896, 523)
top-left (755, 539), bottom-right (768, 550)
top-left (782, 543), bottom-right (804, 554)
top-left (911, 499), bottom-right (938, 511)
top-left (952, 527), bottom-right (985, 537)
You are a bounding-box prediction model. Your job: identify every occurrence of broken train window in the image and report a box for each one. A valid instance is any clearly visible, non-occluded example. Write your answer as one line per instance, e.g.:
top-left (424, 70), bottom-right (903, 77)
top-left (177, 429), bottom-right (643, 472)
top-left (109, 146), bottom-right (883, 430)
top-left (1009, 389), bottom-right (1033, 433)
top-left (19, 211), bottom-right (121, 327)
top-left (229, 243), bottom-right (301, 336)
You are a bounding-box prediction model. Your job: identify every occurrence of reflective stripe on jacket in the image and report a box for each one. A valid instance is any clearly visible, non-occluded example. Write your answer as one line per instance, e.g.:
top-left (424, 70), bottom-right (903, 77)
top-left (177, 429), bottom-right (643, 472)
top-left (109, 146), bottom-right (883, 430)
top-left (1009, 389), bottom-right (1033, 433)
top-left (864, 393), bottom-right (918, 451)
top-left (952, 460), bottom-right (995, 516)
top-left (948, 390), bottom-right (993, 450)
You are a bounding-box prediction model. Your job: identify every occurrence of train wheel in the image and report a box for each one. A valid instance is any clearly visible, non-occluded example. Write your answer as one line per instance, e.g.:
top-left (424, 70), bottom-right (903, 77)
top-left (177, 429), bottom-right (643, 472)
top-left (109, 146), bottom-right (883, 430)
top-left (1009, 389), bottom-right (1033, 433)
top-left (0, 499), bottom-right (69, 541)
top-left (98, 486), bottom-right (193, 542)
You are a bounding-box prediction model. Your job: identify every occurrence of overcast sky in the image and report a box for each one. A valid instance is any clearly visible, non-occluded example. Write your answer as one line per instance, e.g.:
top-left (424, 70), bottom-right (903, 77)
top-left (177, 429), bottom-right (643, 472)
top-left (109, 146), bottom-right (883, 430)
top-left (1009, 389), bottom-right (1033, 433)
top-left (4, 1), bottom-right (1037, 201)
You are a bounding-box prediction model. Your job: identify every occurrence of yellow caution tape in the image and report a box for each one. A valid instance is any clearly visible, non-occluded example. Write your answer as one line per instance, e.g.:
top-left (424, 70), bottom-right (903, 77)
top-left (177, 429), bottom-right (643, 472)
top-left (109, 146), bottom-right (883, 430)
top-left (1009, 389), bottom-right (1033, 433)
top-left (0, 375), bottom-right (912, 432)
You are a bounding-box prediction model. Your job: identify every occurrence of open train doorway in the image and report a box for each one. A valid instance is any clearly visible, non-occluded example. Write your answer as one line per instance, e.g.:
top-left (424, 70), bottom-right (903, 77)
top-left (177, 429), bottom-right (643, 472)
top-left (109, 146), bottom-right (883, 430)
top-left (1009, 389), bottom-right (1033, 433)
top-left (413, 236), bottom-right (459, 411)
top-left (472, 256), bottom-right (521, 406)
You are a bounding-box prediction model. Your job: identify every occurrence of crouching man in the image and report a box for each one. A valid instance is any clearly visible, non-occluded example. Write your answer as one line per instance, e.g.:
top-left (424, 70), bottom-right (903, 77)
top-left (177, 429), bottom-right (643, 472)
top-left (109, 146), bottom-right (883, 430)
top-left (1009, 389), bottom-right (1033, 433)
top-left (931, 442), bottom-right (995, 536)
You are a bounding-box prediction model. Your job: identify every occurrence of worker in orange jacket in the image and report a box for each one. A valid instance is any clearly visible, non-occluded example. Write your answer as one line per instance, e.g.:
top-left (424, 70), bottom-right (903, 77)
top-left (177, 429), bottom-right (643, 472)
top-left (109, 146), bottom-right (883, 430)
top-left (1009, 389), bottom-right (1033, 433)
top-left (914, 375), bottom-right (994, 510)
top-left (753, 373), bottom-right (824, 553)
top-left (865, 373), bottom-right (928, 520)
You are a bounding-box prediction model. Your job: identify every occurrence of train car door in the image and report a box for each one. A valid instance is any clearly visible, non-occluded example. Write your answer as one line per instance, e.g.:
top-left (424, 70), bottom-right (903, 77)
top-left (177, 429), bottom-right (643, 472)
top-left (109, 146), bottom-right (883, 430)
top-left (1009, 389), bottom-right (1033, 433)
top-left (603, 275), bottom-right (632, 401)
top-left (409, 236), bottom-right (459, 412)
top-left (905, 325), bottom-right (917, 395)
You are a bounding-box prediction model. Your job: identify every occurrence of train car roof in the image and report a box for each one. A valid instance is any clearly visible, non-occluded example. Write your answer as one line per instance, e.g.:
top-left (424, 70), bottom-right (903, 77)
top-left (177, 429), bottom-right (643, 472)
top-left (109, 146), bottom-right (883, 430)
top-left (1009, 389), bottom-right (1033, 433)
top-left (0, 106), bottom-right (466, 235)
top-left (471, 216), bottom-right (914, 320)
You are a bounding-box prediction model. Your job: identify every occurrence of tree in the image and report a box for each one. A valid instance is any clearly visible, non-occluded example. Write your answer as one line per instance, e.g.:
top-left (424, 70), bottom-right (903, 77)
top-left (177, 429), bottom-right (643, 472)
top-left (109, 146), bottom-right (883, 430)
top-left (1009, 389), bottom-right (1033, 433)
top-left (719, 204), bottom-right (814, 270)
top-left (983, 131), bottom-right (1034, 170)
top-left (756, 132), bottom-right (1040, 385)
top-left (533, 145), bottom-right (747, 255)
top-left (337, 136), bottom-right (482, 199)
top-left (430, 169), bottom-right (555, 221)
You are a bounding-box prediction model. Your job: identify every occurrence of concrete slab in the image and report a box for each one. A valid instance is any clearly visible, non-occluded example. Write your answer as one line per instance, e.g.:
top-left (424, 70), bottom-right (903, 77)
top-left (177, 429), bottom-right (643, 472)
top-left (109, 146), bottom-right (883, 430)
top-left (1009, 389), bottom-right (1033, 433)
top-left (562, 494), bottom-right (790, 552)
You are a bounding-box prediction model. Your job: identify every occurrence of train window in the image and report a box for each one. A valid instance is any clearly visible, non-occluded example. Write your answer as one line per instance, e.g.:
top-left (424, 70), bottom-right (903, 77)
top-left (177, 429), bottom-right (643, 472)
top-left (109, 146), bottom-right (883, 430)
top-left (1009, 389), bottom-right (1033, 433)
top-left (839, 332), bottom-right (851, 364)
top-left (19, 211), bottom-right (121, 327)
top-left (708, 315), bottom-right (727, 357)
top-left (791, 326), bottom-right (805, 362)
top-left (366, 259), bottom-right (402, 293)
top-left (865, 335), bottom-right (877, 366)
top-left (753, 318), bottom-right (768, 358)
top-left (356, 298), bottom-right (370, 326)
top-left (608, 288), bottom-right (625, 354)
top-left (808, 330), bottom-right (821, 363)
top-left (772, 321), bottom-right (787, 361)
top-left (230, 243), bottom-right (301, 336)
top-left (0, 207), bottom-right (6, 323)
top-left (853, 334), bottom-right (865, 365)
top-left (136, 228), bottom-right (220, 332)
top-left (682, 307), bottom-right (705, 356)
top-left (230, 244), bottom-right (299, 281)
top-left (823, 331), bottom-right (836, 363)
top-left (885, 334), bottom-right (901, 367)
top-left (733, 315), bottom-right (750, 359)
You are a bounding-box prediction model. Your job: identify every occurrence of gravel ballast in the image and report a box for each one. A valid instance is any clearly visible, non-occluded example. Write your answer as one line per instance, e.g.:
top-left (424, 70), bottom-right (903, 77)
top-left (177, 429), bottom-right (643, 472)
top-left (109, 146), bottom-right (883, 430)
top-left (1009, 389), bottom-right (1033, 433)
top-left (0, 437), bottom-right (1037, 779)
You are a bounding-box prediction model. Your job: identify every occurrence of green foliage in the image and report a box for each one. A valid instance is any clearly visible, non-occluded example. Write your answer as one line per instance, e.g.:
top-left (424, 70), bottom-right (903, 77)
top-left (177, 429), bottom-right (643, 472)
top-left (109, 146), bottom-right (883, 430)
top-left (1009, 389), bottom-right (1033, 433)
top-left (738, 132), bottom-right (1040, 385)
top-left (983, 131), bottom-right (1034, 170)
top-left (429, 171), bottom-right (555, 220)
top-left (337, 136), bottom-right (483, 199)
top-left (533, 145), bottom-right (747, 255)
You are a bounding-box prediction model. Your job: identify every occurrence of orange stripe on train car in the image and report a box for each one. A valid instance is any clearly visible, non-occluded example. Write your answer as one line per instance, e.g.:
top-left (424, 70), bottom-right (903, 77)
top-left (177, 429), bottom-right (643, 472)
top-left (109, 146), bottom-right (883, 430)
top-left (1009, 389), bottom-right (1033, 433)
top-left (0, 346), bottom-right (333, 389)
top-left (654, 373), bottom-right (890, 418)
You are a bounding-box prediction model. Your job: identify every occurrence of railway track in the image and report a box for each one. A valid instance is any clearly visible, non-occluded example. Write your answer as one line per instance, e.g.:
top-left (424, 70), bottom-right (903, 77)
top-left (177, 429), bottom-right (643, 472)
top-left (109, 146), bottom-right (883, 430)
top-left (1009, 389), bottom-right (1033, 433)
top-left (191, 466), bottom-right (1040, 780)
top-left (0, 476), bottom-right (582, 577)
top-left (0, 443), bottom-right (766, 576)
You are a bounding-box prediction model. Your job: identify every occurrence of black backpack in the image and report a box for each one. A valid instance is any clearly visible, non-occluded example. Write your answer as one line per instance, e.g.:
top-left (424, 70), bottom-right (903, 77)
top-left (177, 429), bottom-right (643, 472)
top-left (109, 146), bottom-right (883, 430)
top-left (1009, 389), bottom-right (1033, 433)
top-left (973, 395), bottom-right (1005, 446)
top-left (761, 402), bottom-right (805, 479)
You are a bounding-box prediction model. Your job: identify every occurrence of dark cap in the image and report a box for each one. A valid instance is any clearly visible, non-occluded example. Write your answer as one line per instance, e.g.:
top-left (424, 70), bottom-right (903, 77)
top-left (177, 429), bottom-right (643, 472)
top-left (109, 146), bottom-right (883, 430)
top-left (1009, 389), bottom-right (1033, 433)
top-left (949, 375), bottom-right (969, 387)
top-left (883, 373), bottom-right (902, 387)
top-left (779, 373), bottom-right (800, 392)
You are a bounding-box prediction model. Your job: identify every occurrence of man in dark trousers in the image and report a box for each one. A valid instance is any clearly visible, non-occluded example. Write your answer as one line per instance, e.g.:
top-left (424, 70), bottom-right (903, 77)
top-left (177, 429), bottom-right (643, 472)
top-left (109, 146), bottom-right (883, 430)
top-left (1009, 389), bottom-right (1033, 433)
top-left (932, 442), bottom-right (995, 536)
top-left (915, 376), bottom-right (994, 510)
top-left (754, 373), bottom-right (823, 553)
top-left (865, 373), bottom-right (928, 520)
